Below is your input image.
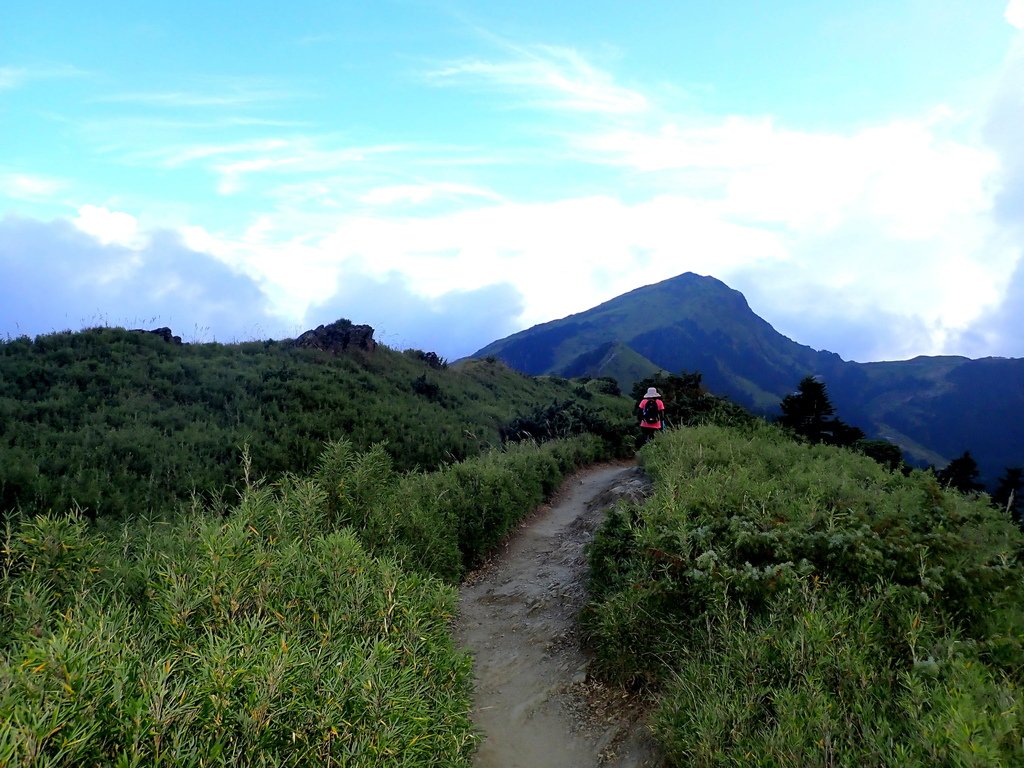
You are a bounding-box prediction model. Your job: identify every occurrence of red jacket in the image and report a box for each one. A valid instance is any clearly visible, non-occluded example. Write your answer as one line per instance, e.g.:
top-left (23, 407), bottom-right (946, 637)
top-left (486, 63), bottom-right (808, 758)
top-left (639, 398), bottom-right (665, 429)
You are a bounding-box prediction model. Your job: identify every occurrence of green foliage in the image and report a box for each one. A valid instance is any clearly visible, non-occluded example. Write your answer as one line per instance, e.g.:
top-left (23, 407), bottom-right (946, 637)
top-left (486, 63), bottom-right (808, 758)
top-left (584, 376), bottom-right (622, 397)
top-left (0, 327), bottom-right (603, 523)
top-left (854, 438), bottom-right (906, 473)
top-left (395, 435), bottom-right (609, 577)
top-left (14, 320), bottom-right (1021, 764)
top-left (403, 349), bottom-right (448, 370)
top-left (584, 423), bottom-right (1024, 764)
top-left (0, 432), bottom-right (611, 765)
top-left (0, 324), bottom-right (642, 763)
top-left (0, 484), bottom-right (476, 766)
top-left (778, 375), bottom-right (865, 447)
top-left (411, 373), bottom-right (443, 402)
top-left (653, 585), bottom-right (1024, 766)
top-left (630, 371), bottom-right (757, 430)
top-left (936, 450), bottom-right (985, 494)
top-left (499, 397), bottom-right (634, 457)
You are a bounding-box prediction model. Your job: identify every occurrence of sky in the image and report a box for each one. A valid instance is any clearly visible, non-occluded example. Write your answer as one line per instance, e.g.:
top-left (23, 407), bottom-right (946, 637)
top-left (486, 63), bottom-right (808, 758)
top-left (3, 1), bottom-right (1024, 362)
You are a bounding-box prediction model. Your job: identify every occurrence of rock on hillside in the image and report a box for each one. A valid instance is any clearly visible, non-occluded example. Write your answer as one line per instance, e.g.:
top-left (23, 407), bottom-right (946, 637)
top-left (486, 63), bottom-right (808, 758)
top-left (294, 319), bottom-right (376, 354)
top-left (131, 327), bottom-right (183, 344)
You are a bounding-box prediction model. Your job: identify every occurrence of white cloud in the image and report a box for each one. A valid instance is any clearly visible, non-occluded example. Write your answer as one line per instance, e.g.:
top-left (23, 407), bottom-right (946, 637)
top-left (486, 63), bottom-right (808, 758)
top-left (175, 191), bottom-right (788, 343)
top-left (306, 277), bottom-right (524, 358)
top-left (96, 82), bottom-right (295, 108)
top-left (156, 139), bottom-right (293, 168)
top-left (579, 112), bottom-right (996, 236)
top-left (1007, 0), bottom-right (1024, 29)
top-left (73, 205), bottom-right (145, 249)
top-left (1, 173), bottom-right (65, 199)
top-left (0, 67), bottom-right (28, 90)
top-left (0, 64), bottom-right (84, 90)
top-left (159, 85), bottom-right (1012, 362)
top-left (8, 37), bottom-right (1020, 362)
top-left (0, 217), bottom-right (286, 342)
top-left (359, 182), bottom-right (503, 206)
top-left (202, 140), bottom-right (404, 196)
top-left (561, 102), bottom-right (1015, 357)
top-left (426, 44), bottom-right (648, 114)
top-left (179, 223), bottom-right (342, 321)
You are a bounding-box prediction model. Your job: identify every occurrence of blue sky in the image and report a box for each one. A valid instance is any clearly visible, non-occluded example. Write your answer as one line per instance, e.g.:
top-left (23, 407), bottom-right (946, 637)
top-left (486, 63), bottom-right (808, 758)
top-left (3, 1), bottom-right (1024, 361)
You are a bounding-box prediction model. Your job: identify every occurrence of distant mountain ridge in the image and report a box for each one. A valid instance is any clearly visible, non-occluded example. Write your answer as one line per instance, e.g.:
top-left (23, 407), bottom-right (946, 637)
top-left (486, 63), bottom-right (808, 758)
top-left (471, 272), bottom-right (1024, 485)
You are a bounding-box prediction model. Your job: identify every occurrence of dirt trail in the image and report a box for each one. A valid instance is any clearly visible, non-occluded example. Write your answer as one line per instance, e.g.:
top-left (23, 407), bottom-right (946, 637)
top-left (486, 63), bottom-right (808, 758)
top-left (454, 462), bottom-right (663, 768)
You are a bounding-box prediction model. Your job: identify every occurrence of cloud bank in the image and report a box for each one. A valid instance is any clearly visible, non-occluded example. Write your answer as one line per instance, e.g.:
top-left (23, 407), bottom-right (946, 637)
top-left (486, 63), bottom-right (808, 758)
top-left (305, 276), bottom-right (525, 359)
top-left (1007, 0), bottom-right (1024, 30)
top-left (0, 214), bottom-right (525, 358)
top-left (0, 216), bottom-right (286, 342)
top-left (3, 20), bottom-right (1024, 363)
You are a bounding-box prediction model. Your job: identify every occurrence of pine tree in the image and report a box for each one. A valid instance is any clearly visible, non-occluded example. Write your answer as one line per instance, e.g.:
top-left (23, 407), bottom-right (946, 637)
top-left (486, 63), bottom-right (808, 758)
top-left (778, 376), bottom-right (863, 446)
top-left (936, 451), bottom-right (984, 494)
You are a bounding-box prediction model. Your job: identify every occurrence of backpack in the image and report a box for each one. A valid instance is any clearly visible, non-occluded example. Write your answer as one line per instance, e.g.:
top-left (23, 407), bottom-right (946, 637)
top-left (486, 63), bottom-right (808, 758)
top-left (641, 398), bottom-right (660, 424)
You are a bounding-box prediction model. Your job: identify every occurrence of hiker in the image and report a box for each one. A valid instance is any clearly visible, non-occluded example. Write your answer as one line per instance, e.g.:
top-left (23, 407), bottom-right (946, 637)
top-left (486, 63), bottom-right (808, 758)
top-left (638, 386), bottom-right (666, 445)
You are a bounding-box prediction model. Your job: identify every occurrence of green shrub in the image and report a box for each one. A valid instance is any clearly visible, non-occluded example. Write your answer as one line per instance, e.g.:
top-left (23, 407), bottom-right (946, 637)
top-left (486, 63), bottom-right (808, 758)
top-left (0, 428), bottom-right (619, 765)
top-left (653, 583), bottom-right (1023, 767)
top-left (500, 397), bottom-right (634, 457)
top-left (0, 482), bottom-right (477, 766)
top-left (394, 435), bottom-right (608, 576)
top-left (584, 423), bottom-right (1024, 763)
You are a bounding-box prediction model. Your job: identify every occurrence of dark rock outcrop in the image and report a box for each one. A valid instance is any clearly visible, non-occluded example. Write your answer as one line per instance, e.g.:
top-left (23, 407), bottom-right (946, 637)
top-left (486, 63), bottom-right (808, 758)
top-left (294, 319), bottom-right (376, 354)
top-left (132, 327), bottom-right (182, 344)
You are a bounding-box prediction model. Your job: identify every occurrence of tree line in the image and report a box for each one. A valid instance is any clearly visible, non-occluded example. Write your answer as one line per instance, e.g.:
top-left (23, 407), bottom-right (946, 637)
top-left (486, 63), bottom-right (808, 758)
top-left (777, 374), bottom-right (1022, 522)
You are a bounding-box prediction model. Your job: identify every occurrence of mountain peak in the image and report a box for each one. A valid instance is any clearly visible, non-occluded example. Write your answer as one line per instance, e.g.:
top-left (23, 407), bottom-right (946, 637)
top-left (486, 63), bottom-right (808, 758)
top-left (470, 271), bottom-right (1023, 485)
top-left (471, 271), bottom-right (784, 400)
top-left (623, 271), bottom-right (751, 313)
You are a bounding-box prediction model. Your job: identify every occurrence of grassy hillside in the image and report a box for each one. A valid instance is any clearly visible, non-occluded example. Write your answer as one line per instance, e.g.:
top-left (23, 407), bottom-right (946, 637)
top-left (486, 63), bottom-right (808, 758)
top-left (0, 435), bottom-right (611, 765)
top-left (4, 321), bottom-right (1021, 765)
top-left (559, 341), bottom-right (661, 387)
top-left (585, 423), bottom-right (1024, 764)
top-left (0, 326), bottom-right (632, 523)
top-left (1, 322), bottom-right (628, 765)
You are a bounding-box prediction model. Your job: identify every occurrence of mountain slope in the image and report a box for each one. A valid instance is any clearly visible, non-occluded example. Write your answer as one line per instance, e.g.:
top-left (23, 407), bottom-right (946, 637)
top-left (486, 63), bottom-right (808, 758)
top-left (474, 273), bottom-right (844, 411)
top-left (471, 273), bottom-right (1024, 485)
top-left (0, 324), bottom-right (630, 522)
top-left (558, 341), bottom-right (660, 386)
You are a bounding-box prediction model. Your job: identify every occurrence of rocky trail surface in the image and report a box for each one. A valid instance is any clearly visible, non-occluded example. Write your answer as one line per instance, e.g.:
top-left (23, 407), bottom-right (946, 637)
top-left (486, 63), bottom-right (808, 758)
top-left (454, 462), bottom-right (664, 768)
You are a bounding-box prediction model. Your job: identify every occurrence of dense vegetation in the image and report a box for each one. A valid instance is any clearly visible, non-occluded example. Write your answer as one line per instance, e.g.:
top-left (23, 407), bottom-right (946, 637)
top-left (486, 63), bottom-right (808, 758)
top-left (0, 325), bottom-right (631, 765)
top-left (0, 434), bottom-right (612, 765)
top-left (628, 371), bottom-right (757, 432)
top-left (584, 423), bottom-right (1024, 765)
top-left (3, 325), bottom-right (1023, 765)
top-left (0, 327), bottom-right (631, 523)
